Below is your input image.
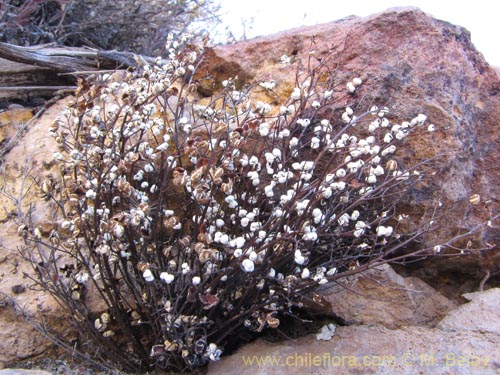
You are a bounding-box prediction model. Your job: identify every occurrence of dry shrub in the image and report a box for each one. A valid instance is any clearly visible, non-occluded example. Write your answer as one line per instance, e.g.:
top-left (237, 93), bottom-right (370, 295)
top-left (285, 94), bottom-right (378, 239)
top-left (0, 0), bottom-right (219, 55)
top-left (18, 36), bottom-right (496, 372)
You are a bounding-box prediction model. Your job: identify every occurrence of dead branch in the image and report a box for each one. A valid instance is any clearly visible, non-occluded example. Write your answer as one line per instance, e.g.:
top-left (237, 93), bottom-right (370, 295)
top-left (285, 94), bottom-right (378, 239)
top-left (0, 42), bottom-right (169, 102)
top-left (0, 42), bottom-right (162, 72)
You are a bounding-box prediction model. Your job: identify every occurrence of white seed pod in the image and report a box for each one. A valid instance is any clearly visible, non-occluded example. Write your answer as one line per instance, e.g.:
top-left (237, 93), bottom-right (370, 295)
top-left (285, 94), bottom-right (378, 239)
top-left (303, 232), bottom-right (318, 241)
top-left (416, 113), bottom-right (427, 124)
top-left (74, 271), bottom-right (89, 284)
top-left (386, 160), bottom-right (398, 171)
top-left (86, 189), bottom-right (97, 200)
top-left (353, 229), bottom-right (364, 237)
top-left (41, 178), bottom-right (54, 194)
top-left (301, 268), bottom-right (310, 279)
top-left (312, 208), bottom-right (323, 218)
top-left (342, 112), bottom-right (351, 123)
top-left (321, 187), bottom-right (333, 199)
top-left (113, 223), bottom-right (125, 238)
top-left (249, 221), bottom-right (261, 232)
top-left (368, 120), bottom-right (380, 132)
top-left (366, 174), bottom-right (377, 184)
top-left (395, 131), bottom-right (406, 140)
top-left (103, 330), bottom-right (115, 338)
top-left (381, 145), bottom-right (397, 156)
top-left (351, 210), bottom-right (360, 221)
top-left (143, 269), bottom-right (154, 282)
top-left (294, 250), bottom-right (306, 265)
top-left (268, 268), bottom-right (276, 278)
top-left (160, 272), bottom-right (175, 284)
top-left (241, 259), bottom-right (255, 273)
top-left (95, 244), bottom-right (110, 256)
top-left (17, 224), bottom-right (29, 238)
top-left (259, 122), bottom-right (270, 137)
top-left (338, 213), bottom-right (350, 226)
top-left (355, 221), bottom-right (367, 230)
top-left (371, 165), bottom-right (385, 176)
top-left (376, 225), bottom-right (393, 237)
top-left (331, 181), bottom-right (346, 191)
top-left (311, 137), bottom-right (321, 149)
top-left (469, 194), bottom-right (480, 205)
top-left (336, 168), bottom-right (346, 178)
top-left (94, 318), bottom-right (106, 332)
top-left (352, 77), bottom-right (363, 86)
top-left (219, 233), bottom-right (229, 245)
top-left (181, 262), bottom-right (190, 274)
top-left (101, 312), bottom-right (112, 324)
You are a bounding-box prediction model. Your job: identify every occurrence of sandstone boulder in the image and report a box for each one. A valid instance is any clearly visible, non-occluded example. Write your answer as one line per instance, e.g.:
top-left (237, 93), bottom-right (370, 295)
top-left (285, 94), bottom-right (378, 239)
top-left (322, 264), bottom-right (457, 328)
top-left (439, 287), bottom-right (500, 334)
top-left (208, 288), bottom-right (500, 375)
top-left (0, 99), bottom-right (71, 366)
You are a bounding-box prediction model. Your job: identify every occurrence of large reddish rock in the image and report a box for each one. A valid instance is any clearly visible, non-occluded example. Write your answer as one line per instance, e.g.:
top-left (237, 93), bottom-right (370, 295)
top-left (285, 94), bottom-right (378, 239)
top-left (322, 264), bottom-right (457, 328)
top-left (198, 6), bottom-right (500, 295)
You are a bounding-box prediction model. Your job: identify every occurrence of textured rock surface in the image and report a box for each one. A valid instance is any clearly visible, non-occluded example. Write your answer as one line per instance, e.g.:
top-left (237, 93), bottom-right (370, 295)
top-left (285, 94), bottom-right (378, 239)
top-left (197, 5), bottom-right (500, 296)
top-left (0, 99), bottom-right (71, 365)
top-left (208, 288), bottom-right (500, 375)
top-left (322, 264), bottom-right (457, 328)
top-left (439, 287), bottom-right (500, 334)
top-left (0, 107), bottom-right (34, 146)
top-left (0, 5), bottom-right (499, 368)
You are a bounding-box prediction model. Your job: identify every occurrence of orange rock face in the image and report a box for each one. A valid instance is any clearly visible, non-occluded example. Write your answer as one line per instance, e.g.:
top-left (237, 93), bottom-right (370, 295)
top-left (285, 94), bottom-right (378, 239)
top-left (200, 6), bottom-right (500, 287)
